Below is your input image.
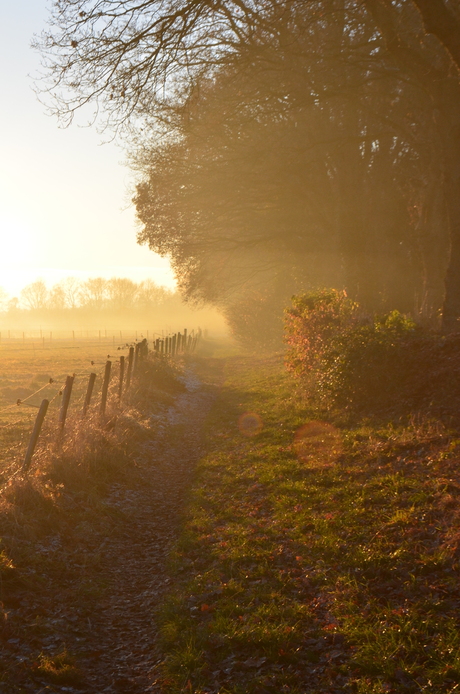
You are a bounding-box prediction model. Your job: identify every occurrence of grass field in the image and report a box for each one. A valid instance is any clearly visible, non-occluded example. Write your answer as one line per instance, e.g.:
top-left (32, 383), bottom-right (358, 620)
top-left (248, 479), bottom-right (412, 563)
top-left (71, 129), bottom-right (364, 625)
top-left (1, 341), bottom-right (460, 693)
top-left (158, 351), bottom-right (460, 694)
top-left (0, 334), bottom-right (144, 480)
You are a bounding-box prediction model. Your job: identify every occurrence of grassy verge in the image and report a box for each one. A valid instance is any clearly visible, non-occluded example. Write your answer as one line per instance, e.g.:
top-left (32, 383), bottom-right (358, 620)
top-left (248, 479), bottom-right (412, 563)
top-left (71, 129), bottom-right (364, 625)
top-left (158, 353), bottom-right (460, 694)
top-left (0, 353), bottom-right (185, 691)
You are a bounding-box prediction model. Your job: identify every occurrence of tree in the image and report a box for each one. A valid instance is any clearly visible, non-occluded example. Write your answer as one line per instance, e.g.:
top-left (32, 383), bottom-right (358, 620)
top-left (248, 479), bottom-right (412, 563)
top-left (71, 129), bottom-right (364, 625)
top-left (133, 2), bottom-right (451, 316)
top-left (34, 0), bottom-right (268, 132)
top-left (20, 280), bottom-right (48, 310)
top-left (58, 276), bottom-right (83, 309)
top-left (106, 277), bottom-right (138, 310)
top-left (48, 284), bottom-right (67, 310)
top-left (362, 0), bottom-right (460, 329)
top-left (37, 0), bottom-right (460, 331)
top-left (137, 279), bottom-right (168, 307)
top-left (412, 0), bottom-right (460, 71)
top-left (79, 277), bottom-right (108, 310)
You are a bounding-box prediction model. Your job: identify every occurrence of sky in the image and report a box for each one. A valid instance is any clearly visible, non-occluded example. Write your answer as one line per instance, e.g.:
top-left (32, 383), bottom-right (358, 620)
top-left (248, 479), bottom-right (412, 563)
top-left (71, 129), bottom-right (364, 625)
top-left (0, 0), bottom-right (176, 299)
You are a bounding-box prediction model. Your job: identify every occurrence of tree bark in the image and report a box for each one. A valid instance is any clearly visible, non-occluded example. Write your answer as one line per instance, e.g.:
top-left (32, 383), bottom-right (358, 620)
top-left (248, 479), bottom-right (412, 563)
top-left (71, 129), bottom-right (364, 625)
top-left (437, 82), bottom-right (460, 332)
top-left (412, 0), bottom-right (460, 73)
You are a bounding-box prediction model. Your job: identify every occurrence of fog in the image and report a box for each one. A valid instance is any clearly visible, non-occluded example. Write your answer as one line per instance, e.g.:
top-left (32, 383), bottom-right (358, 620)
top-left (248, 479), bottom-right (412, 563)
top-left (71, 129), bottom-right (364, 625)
top-left (0, 277), bottom-right (228, 338)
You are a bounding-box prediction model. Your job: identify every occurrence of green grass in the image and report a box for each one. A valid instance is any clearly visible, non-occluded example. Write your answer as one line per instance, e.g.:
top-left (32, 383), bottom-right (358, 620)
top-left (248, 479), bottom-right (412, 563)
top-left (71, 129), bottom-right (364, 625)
top-left (2, 341), bottom-right (460, 692)
top-left (158, 353), bottom-right (460, 693)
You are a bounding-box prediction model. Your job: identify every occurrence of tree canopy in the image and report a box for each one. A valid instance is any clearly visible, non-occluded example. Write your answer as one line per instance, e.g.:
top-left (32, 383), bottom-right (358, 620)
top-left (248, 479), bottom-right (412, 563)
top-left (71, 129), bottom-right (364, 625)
top-left (36, 0), bottom-right (460, 333)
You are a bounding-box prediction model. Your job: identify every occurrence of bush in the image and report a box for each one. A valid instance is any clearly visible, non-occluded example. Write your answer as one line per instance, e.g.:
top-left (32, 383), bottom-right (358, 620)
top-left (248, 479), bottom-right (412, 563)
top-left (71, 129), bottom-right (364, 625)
top-left (324, 310), bottom-right (418, 409)
top-left (285, 291), bottom-right (419, 412)
top-left (284, 289), bottom-right (360, 377)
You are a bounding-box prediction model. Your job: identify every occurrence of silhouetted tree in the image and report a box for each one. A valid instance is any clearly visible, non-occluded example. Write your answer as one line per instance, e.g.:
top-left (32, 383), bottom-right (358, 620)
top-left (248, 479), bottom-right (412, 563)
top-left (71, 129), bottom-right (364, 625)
top-left (58, 276), bottom-right (82, 309)
top-left (106, 278), bottom-right (138, 310)
top-left (20, 280), bottom-right (48, 310)
top-left (36, 0), bottom-right (460, 330)
top-left (79, 277), bottom-right (108, 310)
top-left (132, 4), bottom-right (449, 318)
top-left (137, 279), bottom-right (168, 307)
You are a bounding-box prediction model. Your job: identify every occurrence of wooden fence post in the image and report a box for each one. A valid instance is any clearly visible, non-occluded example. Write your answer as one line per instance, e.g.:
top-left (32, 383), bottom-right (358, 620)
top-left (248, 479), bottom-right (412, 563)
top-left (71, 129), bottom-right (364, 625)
top-left (133, 342), bottom-right (141, 376)
top-left (83, 372), bottom-right (97, 417)
top-left (100, 361), bottom-right (112, 416)
top-left (126, 347), bottom-right (134, 389)
top-left (118, 356), bottom-right (125, 401)
top-left (59, 375), bottom-right (75, 433)
top-left (23, 399), bottom-right (49, 471)
top-left (138, 338), bottom-right (148, 366)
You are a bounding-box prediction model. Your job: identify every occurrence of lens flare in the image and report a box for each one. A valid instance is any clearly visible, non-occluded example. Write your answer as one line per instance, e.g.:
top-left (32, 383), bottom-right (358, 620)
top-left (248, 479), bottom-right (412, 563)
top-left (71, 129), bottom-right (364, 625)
top-left (294, 421), bottom-right (342, 466)
top-left (238, 412), bottom-right (263, 437)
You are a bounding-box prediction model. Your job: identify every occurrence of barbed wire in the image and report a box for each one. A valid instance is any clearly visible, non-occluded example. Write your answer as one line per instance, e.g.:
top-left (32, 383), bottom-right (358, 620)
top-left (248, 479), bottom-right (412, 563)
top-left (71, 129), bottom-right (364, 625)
top-left (48, 381), bottom-right (68, 405)
top-left (21, 380), bottom-right (56, 403)
top-left (0, 329), bottom-right (199, 483)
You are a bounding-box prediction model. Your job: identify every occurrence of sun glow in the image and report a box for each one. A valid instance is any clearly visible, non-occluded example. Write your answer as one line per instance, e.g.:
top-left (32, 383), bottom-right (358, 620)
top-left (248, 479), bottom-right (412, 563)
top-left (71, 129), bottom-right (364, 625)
top-left (0, 217), bottom-right (40, 295)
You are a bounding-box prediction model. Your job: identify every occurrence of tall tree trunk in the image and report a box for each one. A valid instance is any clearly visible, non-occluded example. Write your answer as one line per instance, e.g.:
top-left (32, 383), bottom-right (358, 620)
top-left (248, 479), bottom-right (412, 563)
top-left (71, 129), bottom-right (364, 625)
top-left (439, 84), bottom-right (460, 331)
top-left (364, 0), bottom-right (460, 329)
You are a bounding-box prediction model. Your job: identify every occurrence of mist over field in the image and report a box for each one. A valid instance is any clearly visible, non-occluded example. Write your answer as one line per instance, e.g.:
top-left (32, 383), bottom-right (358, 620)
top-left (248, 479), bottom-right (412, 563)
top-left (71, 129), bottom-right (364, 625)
top-left (0, 276), bottom-right (228, 336)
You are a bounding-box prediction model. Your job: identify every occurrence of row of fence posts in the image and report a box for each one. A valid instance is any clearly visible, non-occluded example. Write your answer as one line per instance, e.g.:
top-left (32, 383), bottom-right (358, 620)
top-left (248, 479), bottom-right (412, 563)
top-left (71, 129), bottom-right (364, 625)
top-left (22, 330), bottom-right (200, 473)
top-left (0, 329), bottom-right (200, 344)
top-left (22, 343), bottom-right (138, 472)
top-left (152, 328), bottom-right (200, 356)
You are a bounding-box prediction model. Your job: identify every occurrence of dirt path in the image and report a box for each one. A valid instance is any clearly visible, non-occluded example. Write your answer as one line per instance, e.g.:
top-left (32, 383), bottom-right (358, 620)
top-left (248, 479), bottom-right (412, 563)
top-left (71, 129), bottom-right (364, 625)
top-left (1, 364), bottom-right (219, 694)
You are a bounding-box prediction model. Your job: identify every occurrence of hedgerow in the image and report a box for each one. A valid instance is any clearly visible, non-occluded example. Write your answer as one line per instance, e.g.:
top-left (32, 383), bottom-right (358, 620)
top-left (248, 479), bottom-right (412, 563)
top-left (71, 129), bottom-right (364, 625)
top-left (285, 290), bottom-right (419, 412)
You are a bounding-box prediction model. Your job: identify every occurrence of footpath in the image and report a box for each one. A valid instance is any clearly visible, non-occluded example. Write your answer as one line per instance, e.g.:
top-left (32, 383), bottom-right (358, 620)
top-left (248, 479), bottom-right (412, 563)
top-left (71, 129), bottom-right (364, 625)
top-left (0, 358), bottom-right (220, 694)
top-left (2, 348), bottom-right (460, 694)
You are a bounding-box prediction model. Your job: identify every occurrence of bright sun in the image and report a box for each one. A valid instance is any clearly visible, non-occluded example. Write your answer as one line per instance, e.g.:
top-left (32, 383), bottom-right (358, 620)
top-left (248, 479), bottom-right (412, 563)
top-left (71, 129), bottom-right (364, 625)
top-left (0, 217), bottom-right (39, 295)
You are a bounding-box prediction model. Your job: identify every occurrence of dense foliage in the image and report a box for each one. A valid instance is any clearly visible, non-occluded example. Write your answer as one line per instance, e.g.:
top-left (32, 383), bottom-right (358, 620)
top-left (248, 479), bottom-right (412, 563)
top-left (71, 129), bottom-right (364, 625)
top-left (285, 290), bottom-right (422, 411)
top-left (37, 1), bottom-right (460, 332)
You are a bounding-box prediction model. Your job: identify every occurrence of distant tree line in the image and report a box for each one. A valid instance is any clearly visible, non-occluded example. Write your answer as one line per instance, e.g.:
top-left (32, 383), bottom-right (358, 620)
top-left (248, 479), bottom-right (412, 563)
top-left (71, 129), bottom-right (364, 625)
top-left (0, 277), bottom-right (175, 316)
top-left (36, 0), bottom-right (460, 335)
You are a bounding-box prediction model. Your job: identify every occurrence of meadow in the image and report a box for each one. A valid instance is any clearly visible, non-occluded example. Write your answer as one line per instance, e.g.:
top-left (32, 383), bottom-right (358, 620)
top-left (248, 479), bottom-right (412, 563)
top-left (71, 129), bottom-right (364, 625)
top-left (1, 336), bottom-right (460, 693)
top-left (0, 329), bottom-right (172, 485)
top-left (158, 351), bottom-right (460, 694)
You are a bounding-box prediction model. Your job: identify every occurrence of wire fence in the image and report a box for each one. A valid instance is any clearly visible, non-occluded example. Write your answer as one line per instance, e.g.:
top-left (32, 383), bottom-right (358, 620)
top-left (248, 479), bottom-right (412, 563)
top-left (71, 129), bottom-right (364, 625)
top-left (0, 328), bottom-right (201, 489)
top-left (0, 328), bottom-right (182, 354)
